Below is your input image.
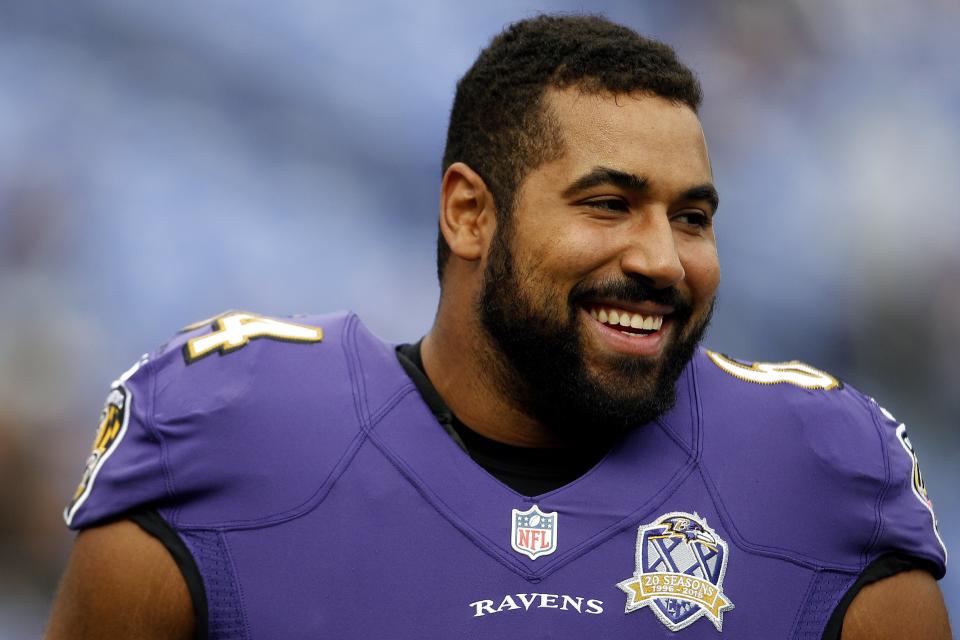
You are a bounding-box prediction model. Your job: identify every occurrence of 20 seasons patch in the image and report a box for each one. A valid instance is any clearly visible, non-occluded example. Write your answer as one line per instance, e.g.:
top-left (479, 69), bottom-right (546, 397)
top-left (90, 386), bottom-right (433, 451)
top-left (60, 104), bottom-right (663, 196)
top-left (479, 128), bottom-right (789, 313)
top-left (63, 356), bottom-right (144, 525)
top-left (617, 512), bottom-right (734, 632)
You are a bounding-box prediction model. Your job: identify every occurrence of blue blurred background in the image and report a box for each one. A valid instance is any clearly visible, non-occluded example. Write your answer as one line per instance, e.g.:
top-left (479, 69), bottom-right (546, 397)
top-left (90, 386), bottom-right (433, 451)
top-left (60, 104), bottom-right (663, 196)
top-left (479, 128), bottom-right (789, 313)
top-left (1, 1), bottom-right (957, 636)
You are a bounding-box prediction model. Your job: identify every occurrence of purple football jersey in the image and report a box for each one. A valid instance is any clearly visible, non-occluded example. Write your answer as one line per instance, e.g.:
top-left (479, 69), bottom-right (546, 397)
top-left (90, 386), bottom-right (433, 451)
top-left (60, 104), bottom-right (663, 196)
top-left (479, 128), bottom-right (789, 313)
top-left (65, 311), bottom-right (947, 638)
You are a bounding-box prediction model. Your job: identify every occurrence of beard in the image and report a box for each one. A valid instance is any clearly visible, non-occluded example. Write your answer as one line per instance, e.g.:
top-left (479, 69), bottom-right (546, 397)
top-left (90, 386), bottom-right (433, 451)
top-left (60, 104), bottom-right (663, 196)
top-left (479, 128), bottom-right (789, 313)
top-left (477, 224), bottom-right (714, 443)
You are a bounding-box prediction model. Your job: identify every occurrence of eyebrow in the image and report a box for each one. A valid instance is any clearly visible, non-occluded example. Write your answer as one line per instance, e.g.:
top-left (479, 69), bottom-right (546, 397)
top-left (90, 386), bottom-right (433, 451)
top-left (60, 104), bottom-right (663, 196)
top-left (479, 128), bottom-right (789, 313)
top-left (561, 165), bottom-right (720, 214)
top-left (681, 184), bottom-right (720, 214)
top-left (561, 167), bottom-right (648, 198)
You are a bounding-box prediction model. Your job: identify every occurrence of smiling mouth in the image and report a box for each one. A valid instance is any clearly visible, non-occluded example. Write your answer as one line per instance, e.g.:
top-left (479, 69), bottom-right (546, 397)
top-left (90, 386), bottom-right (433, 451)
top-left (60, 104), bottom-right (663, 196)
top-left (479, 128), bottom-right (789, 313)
top-left (584, 305), bottom-right (665, 336)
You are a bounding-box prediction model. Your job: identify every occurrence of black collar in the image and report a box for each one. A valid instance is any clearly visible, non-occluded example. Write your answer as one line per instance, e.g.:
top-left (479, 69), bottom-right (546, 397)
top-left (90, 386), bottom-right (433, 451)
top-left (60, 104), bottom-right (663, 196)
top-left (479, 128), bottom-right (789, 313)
top-left (395, 341), bottom-right (610, 496)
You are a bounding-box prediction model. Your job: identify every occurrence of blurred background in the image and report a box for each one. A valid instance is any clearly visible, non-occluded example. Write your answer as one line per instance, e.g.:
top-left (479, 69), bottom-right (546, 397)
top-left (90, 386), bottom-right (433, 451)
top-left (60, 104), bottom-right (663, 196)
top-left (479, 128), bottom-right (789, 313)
top-left (1, 0), bottom-right (957, 635)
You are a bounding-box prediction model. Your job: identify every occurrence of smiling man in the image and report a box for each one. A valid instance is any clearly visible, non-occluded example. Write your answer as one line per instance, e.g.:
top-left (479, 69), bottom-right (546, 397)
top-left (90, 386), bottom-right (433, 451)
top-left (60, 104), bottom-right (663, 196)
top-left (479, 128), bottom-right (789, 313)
top-left (48, 15), bottom-right (949, 639)
top-left (435, 88), bottom-right (719, 450)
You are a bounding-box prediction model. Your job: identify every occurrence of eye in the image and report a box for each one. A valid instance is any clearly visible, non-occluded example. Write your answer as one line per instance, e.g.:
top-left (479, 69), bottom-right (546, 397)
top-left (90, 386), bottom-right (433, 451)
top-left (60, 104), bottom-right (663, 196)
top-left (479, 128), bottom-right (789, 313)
top-left (584, 198), bottom-right (630, 213)
top-left (673, 210), bottom-right (712, 228)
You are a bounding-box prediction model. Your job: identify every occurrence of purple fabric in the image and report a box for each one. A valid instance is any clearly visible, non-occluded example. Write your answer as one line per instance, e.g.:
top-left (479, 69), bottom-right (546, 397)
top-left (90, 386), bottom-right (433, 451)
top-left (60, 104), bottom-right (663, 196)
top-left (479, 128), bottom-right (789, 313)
top-left (695, 355), bottom-right (947, 574)
top-left (66, 312), bottom-right (947, 638)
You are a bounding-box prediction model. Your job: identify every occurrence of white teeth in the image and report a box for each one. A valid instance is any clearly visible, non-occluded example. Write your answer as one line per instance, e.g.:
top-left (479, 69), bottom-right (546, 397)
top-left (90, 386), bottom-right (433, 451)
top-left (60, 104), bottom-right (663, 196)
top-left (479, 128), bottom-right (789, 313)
top-left (589, 306), bottom-right (664, 332)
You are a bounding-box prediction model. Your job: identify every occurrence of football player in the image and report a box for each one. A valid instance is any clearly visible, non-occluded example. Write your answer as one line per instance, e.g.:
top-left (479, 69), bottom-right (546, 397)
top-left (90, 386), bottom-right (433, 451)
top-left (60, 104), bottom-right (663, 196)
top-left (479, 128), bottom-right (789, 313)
top-left (47, 14), bottom-right (949, 639)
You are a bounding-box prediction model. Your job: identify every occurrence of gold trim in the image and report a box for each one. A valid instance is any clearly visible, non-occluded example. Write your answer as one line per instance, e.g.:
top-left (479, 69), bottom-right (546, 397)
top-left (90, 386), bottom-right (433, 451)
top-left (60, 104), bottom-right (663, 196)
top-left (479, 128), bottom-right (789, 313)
top-left (184, 312), bottom-right (323, 364)
top-left (706, 350), bottom-right (839, 390)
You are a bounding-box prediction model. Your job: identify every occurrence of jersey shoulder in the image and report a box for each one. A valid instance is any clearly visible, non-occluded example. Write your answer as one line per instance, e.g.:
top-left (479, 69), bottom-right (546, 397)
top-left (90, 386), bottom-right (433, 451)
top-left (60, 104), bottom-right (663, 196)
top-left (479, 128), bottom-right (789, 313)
top-left (693, 349), bottom-right (946, 575)
top-left (65, 311), bottom-right (405, 530)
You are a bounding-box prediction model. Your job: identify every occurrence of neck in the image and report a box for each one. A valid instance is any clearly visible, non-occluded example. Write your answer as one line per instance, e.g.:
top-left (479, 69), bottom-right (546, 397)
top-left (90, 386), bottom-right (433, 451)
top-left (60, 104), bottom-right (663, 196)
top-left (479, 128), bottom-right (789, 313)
top-left (422, 298), bottom-right (570, 449)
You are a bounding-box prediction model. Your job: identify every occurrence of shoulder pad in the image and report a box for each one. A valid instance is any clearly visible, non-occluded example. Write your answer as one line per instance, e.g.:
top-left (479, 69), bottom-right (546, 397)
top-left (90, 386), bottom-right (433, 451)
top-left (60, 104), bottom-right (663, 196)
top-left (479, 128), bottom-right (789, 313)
top-left (66, 311), bottom-right (387, 529)
top-left (694, 350), bottom-right (946, 575)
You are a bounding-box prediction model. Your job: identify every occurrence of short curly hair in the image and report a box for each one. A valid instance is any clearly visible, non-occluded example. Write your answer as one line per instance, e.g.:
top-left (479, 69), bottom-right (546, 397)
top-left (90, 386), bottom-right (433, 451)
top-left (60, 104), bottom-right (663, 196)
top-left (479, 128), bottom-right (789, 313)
top-left (437, 14), bottom-right (702, 282)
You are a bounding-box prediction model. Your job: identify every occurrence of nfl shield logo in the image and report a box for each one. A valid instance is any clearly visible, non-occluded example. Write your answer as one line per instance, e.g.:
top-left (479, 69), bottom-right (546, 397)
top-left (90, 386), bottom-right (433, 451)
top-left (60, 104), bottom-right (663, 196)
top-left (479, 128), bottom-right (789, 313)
top-left (511, 505), bottom-right (558, 560)
top-left (617, 511), bottom-right (734, 632)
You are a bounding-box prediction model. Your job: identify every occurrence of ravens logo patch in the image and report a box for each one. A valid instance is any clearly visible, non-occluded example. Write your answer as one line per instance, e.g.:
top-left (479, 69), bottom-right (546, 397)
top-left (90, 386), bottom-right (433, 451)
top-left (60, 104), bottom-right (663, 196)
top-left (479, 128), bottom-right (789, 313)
top-left (63, 382), bottom-right (132, 525)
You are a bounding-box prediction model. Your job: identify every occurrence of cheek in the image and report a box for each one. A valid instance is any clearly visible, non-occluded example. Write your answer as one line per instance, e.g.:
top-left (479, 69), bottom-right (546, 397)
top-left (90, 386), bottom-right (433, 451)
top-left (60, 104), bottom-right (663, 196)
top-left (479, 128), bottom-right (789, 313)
top-left (681, 244), bottom-right (721, 299)
top-left (518, 226), bottom-right (611, 279)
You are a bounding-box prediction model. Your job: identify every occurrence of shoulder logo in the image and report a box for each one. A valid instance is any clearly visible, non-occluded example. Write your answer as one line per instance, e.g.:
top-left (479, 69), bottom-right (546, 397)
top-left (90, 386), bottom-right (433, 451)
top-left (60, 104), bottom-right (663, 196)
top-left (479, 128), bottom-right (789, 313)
top-left (511, 505), bottom-right (558, 560)
top-left (706, 351), bottom-right (839, 390)
top-left (893, 420), bottom-right (948, 562)
top-left (896, 423), bottom-right (931, 508)
top-left (64, 354), bottom-right (147, 526)
top-left (617, 511), bottom-right (734, 632)
top-left (183, 311), bottom-right (323, 363)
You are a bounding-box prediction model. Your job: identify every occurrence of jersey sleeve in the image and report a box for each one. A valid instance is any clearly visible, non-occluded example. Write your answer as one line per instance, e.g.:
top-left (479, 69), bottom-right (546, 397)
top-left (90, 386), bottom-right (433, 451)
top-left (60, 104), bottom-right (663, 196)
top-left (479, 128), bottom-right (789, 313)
top-left (64, 311), bottom-right (368, 531)
top-left (696, 350), bottom-right (948, 577)
top-left (64, 352), bottom-right (168, 529)
top-left (864, 396), bottom-right (948, 577)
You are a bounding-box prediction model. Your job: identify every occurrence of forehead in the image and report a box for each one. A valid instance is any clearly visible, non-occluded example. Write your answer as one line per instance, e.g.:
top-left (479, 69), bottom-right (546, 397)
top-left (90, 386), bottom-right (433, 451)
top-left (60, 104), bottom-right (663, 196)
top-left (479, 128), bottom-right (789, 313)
top-left (541, 87), bottom-right (712, 186)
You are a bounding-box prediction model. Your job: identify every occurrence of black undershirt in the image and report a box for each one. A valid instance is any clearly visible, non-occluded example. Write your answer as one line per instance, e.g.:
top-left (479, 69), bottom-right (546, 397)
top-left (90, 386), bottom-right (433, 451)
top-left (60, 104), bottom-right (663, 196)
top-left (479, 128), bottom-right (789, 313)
top-left (395, 341), bottom-right (609, 496)
top-left (393, 340), bottom-right (936, 639)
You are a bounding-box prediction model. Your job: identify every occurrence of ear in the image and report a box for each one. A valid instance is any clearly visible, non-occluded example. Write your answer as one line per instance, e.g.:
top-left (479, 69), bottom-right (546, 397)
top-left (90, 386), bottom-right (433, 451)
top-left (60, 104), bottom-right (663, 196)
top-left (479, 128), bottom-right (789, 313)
top-left (439, 162), bottom-right (496, 262)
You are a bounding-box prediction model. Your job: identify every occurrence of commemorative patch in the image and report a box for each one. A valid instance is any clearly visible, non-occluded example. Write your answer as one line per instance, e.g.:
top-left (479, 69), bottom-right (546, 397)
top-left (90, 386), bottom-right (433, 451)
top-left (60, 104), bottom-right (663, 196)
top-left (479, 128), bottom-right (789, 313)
top-left (511, 505), bottom-right (558, 560)
top-left (617, 511), bottom-right (734, 632)
top-left (63, 355), bottom-right (145, 526)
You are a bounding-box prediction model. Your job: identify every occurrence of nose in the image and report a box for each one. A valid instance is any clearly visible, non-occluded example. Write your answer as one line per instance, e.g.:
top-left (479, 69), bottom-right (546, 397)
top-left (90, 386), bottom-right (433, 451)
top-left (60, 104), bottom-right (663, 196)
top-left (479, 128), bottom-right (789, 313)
top-left (619, 213), bottom-right (685, 289)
